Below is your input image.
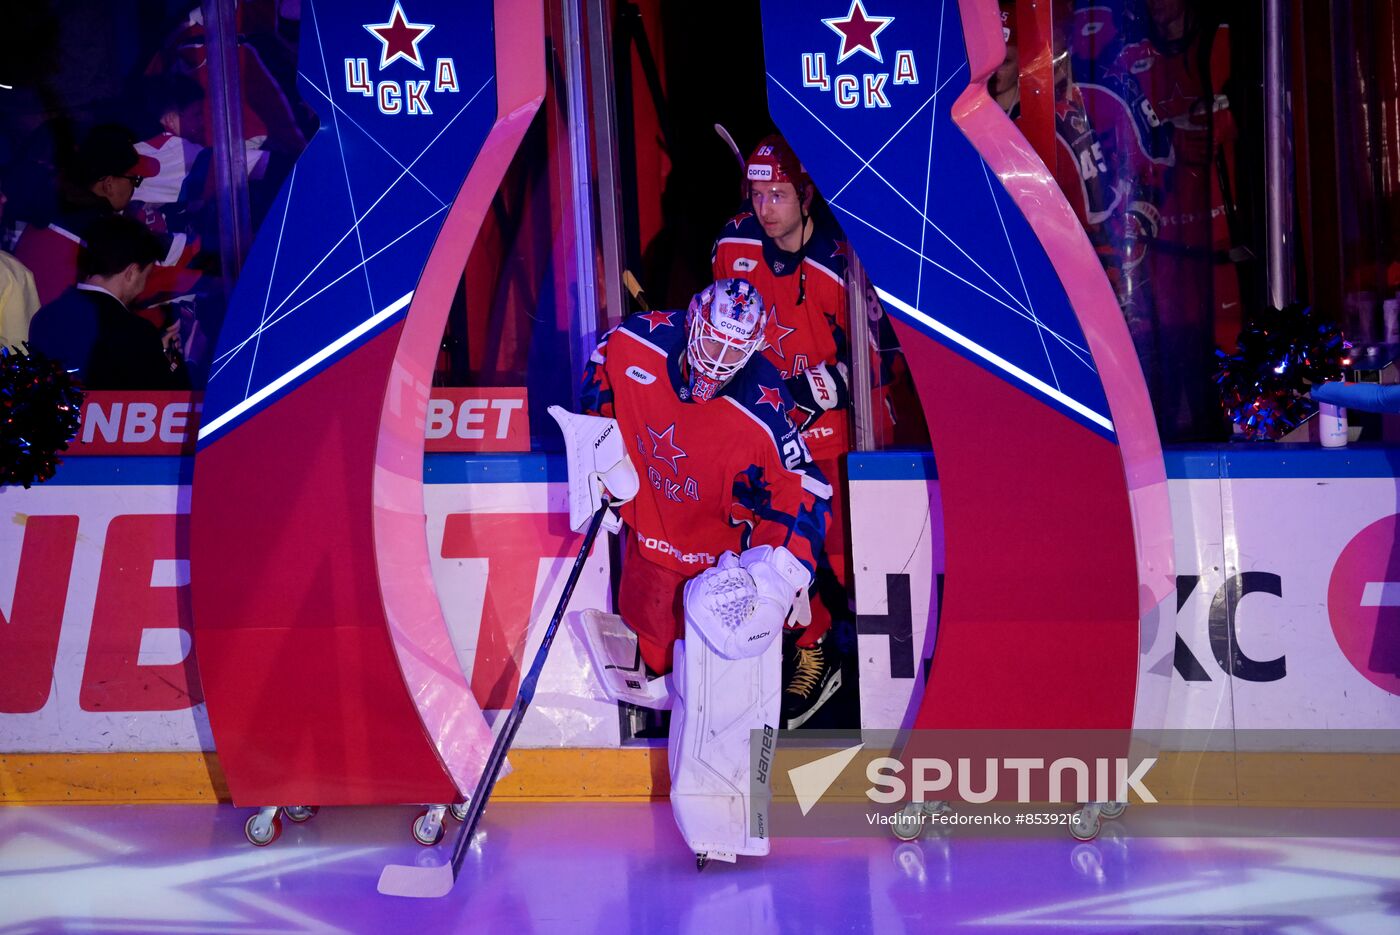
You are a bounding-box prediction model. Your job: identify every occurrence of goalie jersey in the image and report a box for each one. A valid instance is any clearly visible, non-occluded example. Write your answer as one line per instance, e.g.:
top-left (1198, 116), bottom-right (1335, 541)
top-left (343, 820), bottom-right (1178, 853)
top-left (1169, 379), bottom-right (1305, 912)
top-left (581, 309), bottom-right (831, 578)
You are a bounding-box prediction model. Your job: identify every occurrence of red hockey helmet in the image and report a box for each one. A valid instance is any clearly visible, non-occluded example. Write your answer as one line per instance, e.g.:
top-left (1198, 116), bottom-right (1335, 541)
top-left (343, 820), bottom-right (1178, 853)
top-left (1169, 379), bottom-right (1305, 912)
top-left (745, 135), bottom-right (811, 191)
top-left (685, 278), bottom-right (768, 402)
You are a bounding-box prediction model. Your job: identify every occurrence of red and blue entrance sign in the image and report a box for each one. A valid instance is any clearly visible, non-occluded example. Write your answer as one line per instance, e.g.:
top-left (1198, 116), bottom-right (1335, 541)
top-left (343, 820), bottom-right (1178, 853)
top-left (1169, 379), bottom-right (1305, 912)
top-left (197, 0), bottom-right (493, 441)
top-left (191, 0), bottom-right (545, 806)
top-left (760, 0), bottom-right (1175, 730)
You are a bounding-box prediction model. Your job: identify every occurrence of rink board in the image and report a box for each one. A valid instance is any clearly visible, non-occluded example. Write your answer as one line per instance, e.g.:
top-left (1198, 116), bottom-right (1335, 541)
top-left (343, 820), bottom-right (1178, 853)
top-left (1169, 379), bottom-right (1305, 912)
top-left (4, 447), bottom-right (1400, 799)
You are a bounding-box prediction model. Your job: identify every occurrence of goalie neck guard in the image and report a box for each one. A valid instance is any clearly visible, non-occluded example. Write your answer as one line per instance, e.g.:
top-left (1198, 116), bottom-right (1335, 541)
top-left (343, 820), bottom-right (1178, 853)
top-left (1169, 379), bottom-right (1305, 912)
top-left (685, 278), bottom-right (767, 402)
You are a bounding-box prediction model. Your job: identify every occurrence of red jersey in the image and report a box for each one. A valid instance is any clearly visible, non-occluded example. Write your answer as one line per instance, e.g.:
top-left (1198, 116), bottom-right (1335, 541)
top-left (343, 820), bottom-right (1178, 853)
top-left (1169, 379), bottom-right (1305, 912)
top-left (581, 309), bottom-right (830, 578)
top-left (1114, 20), bottom-right (1240, 341)
top-left (712, 213), bottom-right (851, 460)
top-left (1114, 23), bottom-right (1234, 246)
top-left (1053, 83), bottom-right (1122, 229)
top-left (13, 221), bottom-right (83, 307)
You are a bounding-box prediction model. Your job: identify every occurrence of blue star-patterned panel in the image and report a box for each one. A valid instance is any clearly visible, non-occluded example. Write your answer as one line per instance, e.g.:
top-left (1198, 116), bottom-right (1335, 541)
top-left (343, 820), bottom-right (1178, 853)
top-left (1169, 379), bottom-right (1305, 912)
top-left (199, 0), bottom-right (497, 445)
top-left (761, 0), bottom-right (1115, 439)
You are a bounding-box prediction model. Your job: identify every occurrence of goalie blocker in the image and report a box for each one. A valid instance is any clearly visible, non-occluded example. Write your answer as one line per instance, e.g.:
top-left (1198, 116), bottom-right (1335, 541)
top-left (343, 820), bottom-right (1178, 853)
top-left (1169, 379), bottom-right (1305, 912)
top-left (547, 406), bottom-right (640, 533)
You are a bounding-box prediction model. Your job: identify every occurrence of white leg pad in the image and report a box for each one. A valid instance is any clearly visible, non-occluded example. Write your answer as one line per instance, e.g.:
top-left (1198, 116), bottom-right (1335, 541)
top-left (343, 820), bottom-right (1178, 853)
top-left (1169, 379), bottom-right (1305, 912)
top-left (667, 633), bottom-right (782, 860)
top-left (575, 610), bottom-right (672, 709)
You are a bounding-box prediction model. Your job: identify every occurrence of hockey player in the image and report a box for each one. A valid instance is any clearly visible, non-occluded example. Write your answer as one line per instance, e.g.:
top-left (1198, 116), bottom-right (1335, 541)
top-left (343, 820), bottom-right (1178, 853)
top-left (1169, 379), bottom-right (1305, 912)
top-left (578, 276), bottom-right (830, 672)
top-left (1121, 0), bottom-right (1237, 440)
top-left (559, 278), bottom-right (830, 864)
top-left (1073, 0), bottom-right (1236, 440)
top-left (996, 2), bottom-right (1167, 402)
top-left (992, 4), bottom-right (1123, 235)
top-left (711, 135), bottom-right (855, 729)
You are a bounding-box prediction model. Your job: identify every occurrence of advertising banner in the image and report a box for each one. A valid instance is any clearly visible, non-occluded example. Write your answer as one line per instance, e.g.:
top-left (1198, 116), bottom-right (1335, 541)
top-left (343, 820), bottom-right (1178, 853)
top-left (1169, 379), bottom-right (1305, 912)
top-left (6, 452), bottom-right (1400, 755)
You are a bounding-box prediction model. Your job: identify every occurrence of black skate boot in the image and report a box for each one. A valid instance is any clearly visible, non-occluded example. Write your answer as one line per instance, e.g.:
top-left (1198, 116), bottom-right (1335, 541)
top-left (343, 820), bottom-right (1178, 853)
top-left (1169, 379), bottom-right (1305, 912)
top-left (782, 639), bottom-right (842, 729)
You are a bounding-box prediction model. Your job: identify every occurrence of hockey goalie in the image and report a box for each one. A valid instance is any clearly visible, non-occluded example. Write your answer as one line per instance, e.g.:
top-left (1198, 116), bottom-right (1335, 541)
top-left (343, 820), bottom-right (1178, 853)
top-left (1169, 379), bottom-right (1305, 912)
top-left (550, 278), bottom-right (831, 866)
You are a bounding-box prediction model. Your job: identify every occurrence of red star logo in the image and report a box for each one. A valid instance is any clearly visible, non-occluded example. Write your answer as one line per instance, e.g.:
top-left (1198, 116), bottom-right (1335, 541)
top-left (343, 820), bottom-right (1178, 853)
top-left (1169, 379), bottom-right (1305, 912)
top-left (765, 305), bottom-right (797, 360)
top-left (831, 240), bottom-right (852, 259)
top-left (1157, 79), bottom-right (1196, 123)
top-left (823, 0), bottom-right (894, 65)
top-left (639, 309), bottom-right (675, 332)
top-left (365, 2), bottom-right (434, 70)
top-left (647, 424), bottom-right (687, 474)
top-left (727, 211), bottom-right (753, 230)
top-left (757, 385), bottom-right (785, 413)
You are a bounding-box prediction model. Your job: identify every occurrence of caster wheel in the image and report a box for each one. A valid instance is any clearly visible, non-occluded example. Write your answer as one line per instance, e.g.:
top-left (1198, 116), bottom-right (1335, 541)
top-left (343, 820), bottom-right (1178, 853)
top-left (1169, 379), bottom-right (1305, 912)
top-left (891, 805), bottom-right (924, 842)
top-left (890, 811), bottom-right (924, 839)
top-left (284, 805), bottom-right (318, 823)
top-left (449, 803), bottom-right (469, 822)
top-left (245, 812), bottom-right (283, 847)
top-left (696, 854), bottom-right (709, 871)
top-left (413, 810), bottom-right (446, 847)
top-left (1070, 813), bottom-right (1100, 842)
top-left (1099, 801), bottom-right (1126, 820)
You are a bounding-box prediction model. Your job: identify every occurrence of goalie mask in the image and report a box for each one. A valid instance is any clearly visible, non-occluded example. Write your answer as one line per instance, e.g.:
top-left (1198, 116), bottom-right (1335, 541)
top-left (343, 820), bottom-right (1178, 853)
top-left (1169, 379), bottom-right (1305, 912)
top-left (685, 278), bottom-right (767, 402)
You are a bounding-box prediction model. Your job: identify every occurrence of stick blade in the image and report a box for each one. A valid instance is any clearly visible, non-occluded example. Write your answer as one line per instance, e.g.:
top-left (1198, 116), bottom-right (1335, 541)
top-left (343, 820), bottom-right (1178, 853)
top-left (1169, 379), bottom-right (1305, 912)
top-left (377, 861), bottom-right (457, 898)
top-left (713, 123), bottom-right (744, 167)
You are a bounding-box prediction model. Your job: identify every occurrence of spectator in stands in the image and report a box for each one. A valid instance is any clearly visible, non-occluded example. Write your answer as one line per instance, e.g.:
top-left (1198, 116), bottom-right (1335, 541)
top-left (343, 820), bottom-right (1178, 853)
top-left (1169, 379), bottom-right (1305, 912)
top-left (13, 124), bottom-right (161, 305)
top-left (137, 74), bottom-right (213, 219)
top-left (27, 215), bottom-right (188, 390)
top-left (0, 169), bottom-right (40, 348)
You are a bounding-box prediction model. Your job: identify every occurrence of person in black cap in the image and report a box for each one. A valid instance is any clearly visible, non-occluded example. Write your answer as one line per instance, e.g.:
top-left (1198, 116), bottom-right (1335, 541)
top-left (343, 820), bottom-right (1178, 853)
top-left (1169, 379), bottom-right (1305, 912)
top-left (13, 124), bottom-right (163, 305)
top-left (71, 124), bottom-right (164, 214)
top-left (28, 214), bottom-right (188, 390)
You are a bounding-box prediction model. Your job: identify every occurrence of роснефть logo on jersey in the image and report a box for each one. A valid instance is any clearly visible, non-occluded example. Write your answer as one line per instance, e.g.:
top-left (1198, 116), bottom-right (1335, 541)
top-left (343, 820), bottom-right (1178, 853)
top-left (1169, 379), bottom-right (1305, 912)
top-left (345, 2), bottom-right (460, 115)
top-left (803, 0), bottom-right (917, 109)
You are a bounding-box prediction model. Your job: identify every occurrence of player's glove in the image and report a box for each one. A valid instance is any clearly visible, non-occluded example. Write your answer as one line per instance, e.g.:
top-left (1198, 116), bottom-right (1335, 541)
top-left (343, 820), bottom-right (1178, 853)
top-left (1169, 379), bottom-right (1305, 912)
top-left (683, 546), bottom-right (811, 659)
top-left (739, 544), bottom-right (812, 630)
top-left (786, 361), bottom-right (850, 426)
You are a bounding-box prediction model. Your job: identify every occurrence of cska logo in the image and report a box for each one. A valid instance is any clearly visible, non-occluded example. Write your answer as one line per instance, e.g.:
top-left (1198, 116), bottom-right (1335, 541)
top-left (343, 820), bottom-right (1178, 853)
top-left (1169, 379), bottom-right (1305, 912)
top-left (344, 2), bottom-right (461, 116)
top-left (640, 424), bottom-right (701, 504)
top-left (801, 0), bottom-right (918, 110)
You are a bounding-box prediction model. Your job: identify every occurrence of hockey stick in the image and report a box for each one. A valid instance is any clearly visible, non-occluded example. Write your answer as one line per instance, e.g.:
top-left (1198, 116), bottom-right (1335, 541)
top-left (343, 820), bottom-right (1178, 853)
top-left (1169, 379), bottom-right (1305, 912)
top-left (622, 270), bottom-right (651, 312)
top-left (377, 498), bottom-right (612, 898)
top-left (714, 123), bottom-right (744, 171)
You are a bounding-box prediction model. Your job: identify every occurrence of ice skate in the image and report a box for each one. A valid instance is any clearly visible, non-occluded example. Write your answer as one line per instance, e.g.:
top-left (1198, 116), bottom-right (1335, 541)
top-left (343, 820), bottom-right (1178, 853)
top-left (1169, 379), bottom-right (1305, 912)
top-left (782, 640), bottom-right (842, 729)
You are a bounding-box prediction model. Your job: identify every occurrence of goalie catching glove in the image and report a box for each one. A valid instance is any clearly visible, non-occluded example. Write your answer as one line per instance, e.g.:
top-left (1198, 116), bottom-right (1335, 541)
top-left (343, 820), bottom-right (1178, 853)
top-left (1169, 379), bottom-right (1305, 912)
top-left (786, 361), bottom-right (850, 426)
top-left (683, 545), bottom-right (812, 659)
